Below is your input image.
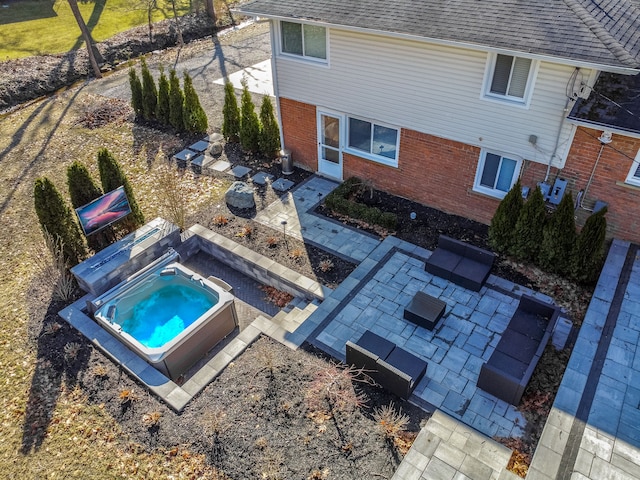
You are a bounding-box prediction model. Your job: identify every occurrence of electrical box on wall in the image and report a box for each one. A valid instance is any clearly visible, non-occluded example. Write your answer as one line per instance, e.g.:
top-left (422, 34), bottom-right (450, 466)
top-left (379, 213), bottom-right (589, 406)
top-left (547, 178), bottom-right (568, 206)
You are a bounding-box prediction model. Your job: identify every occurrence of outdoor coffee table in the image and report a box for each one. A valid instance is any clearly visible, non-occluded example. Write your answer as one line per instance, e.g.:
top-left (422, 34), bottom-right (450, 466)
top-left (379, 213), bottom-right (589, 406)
top-left (403, 291), bottom-right (446, 330)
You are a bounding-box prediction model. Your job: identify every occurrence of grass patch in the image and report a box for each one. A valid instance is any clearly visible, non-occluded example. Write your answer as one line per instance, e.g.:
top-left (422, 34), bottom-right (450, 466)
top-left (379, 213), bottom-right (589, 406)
top-left (0, 0), bottom-right (207, 60)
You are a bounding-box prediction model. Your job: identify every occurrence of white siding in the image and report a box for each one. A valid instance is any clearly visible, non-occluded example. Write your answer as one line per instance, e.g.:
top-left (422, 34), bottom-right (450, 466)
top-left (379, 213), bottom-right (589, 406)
top-left (275, 27), bottom-right (589, 169)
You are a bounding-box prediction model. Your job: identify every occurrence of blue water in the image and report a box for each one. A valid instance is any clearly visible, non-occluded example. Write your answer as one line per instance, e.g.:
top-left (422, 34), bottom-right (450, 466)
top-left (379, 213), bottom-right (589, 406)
top-left (120, 282), bottom-right (216, 348)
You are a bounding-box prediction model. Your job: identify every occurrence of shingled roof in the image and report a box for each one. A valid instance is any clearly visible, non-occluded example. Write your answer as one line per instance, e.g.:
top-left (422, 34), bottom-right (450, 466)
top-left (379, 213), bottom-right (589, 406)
top-left (238, 0), bottom-right (640, 70)
top-left (568, 72), bottom-right (640, 134)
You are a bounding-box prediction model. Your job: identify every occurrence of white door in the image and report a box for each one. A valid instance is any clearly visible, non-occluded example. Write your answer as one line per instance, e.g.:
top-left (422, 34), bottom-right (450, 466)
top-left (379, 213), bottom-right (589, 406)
top-left (317, 112), bottom-right (342, 180)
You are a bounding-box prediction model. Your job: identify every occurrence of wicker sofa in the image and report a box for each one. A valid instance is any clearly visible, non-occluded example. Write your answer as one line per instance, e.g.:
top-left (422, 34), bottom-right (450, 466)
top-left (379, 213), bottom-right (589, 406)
top-left (346, 331), bottom-right (427, 400)
top-left (477, 294), bottom-right (560, 405)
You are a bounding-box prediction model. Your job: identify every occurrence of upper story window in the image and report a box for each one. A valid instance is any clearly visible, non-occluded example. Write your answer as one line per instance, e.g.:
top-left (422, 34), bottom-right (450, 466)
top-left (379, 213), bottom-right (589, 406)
top-left (347, 117), bottom-right (399, 167)
top-left (625, 150), bottom-right (640, 187)
top-left (474, 150), bottom-right (522, 199)
top-left (280, 21), bottom-right (327, 61)
top-left (484, 53), bottom-right (536, 106)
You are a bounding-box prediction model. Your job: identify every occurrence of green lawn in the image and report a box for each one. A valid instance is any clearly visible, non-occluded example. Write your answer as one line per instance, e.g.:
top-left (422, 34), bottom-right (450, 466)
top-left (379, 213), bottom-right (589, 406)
top-left (0, 0), bottom-right (199, 60)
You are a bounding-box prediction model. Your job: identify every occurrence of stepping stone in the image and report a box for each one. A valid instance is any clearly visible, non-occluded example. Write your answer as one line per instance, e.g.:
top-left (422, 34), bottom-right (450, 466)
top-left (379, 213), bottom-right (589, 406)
top-left (251, 171), bottom-right (275, 185)
top-left (173, 148), bottom-right (197, 167)
top-left (230, 165), bottom-right (251, 178)
top-left (205, 132), bottom-right (223, 143)
top-left (272, 177), bottom-right (295, 191)
top-left (190, 154), bottom-right (215, 174)
top-left (211, 160), bottom-right (231, 172)
top-left (189, 140), bottom-right (210, 153)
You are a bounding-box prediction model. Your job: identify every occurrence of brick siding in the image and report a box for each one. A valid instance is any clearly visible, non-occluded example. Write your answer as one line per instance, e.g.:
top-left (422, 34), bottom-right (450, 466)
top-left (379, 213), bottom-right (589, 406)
top-left (279, 98), bottom-right (640, 242)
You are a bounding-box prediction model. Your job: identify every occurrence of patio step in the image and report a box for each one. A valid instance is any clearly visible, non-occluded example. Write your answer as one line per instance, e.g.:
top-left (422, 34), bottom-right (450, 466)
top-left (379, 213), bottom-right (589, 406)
top-left (271, 300), bottom-right (318, 333)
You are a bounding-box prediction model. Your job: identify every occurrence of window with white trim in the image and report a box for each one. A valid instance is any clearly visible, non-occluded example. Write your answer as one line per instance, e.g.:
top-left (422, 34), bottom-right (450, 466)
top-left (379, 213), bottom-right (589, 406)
top-left (280, 21), bottom-right (327, 61)
top-left (625, 150), bottom-right (640, 187)
top-left (474, 151), bottom-right (521, 198)
top-left (484, 53), bottom-right (535, 105)
top-left (346, 117), bottom-right (399, 167)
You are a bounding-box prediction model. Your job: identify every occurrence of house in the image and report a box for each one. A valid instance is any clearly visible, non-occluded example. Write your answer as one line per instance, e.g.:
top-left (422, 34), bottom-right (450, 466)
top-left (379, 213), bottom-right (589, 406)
top-left (237, 0), bottom-right (640, 243)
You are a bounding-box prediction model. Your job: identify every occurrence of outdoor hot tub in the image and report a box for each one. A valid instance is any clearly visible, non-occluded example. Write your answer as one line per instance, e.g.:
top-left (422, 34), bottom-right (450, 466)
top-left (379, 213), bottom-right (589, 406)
top-left (91, 258), bottom-right (237, 380)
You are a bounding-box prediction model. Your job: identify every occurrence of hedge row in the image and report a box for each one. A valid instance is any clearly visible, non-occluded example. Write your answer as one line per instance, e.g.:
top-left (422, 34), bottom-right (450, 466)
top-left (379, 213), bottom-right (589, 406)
top-left (324, 177), bottom-right (397, 231)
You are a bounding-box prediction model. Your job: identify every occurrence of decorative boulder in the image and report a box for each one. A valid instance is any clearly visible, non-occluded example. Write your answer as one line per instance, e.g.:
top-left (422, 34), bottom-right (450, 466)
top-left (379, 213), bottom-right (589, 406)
top-left (209, 142), bottom-right (223, 156)
top-left (225, 181), bottom-right (255, 209)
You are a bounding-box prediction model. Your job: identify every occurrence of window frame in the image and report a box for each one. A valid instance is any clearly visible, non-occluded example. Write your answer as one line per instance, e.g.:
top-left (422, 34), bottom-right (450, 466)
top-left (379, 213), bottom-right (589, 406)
top-left (344, 115), bottom-right (400, 168)
top-left (482, 52), bottom-right (538, 108)
top-left (625, 150), bottom-right (640, 187)
top-left (278, 20), bottom-right (328, 64)
top-left (473, 149), bottom-right (523, 199)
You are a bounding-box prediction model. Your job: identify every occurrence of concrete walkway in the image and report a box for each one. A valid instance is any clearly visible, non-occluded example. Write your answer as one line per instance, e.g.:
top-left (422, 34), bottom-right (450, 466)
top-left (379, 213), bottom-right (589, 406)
top-left (254, 176), bottom-right (382, 263)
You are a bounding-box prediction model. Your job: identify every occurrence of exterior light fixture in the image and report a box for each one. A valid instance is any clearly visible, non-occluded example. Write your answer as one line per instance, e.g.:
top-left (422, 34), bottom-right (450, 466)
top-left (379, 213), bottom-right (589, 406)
top-left (598, 131), bottom-right (612, 144)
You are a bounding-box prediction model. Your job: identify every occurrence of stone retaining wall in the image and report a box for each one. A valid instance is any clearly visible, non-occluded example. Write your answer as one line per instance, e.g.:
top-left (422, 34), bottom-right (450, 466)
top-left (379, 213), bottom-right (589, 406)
top-left (178, 224), bottom-right (330, 301)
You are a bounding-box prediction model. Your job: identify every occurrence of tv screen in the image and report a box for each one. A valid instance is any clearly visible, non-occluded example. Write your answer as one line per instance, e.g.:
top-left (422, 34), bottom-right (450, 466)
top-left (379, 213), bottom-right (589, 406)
top-left (75, 186), bottom-right (131, 236)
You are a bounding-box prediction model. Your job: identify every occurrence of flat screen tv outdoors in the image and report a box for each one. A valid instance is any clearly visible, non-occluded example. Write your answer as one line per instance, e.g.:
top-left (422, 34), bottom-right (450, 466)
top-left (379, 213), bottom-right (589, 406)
top-left (75, 186), bottom-right (131, 236)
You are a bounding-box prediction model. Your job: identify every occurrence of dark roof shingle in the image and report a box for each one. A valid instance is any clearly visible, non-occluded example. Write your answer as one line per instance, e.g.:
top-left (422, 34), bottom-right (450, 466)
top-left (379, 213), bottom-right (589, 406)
top-left (238, 0), bottom-right (640, 69)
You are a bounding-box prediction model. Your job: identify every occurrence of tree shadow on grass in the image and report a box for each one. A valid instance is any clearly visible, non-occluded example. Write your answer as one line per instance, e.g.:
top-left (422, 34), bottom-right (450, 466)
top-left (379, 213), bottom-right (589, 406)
top-left (19, 289), bottom-right (90, 454)
top-left (0, 85), bottom-right (86, 217)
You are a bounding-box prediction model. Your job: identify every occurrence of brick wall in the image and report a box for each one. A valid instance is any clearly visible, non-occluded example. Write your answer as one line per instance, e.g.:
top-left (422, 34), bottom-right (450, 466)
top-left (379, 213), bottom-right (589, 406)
top-left (562, 127), bottom-right (640, 243)
top-left (280, 97), bottom-right (502, 224)
top-left (279, 99), bottom-right (640, 242)
top-left (280, 97), bottom-right (318, 172)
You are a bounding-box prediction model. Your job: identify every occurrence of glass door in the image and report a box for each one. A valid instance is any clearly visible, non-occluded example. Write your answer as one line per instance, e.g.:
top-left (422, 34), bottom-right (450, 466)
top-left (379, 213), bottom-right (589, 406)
top-left (317, 112), bottom-right (342, 180)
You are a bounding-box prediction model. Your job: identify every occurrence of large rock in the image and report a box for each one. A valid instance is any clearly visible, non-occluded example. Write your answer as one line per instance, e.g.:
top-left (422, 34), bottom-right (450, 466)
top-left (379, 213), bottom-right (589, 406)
top-left (225, 182), bottom-right (255, 209)
top-left (209, 142), bottom-right (223, 156)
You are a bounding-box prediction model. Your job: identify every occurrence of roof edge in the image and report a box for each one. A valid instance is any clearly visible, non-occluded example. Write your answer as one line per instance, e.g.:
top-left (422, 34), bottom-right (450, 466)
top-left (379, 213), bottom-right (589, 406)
top-left (562, 0), bottom-right (640, 68)
top-left (566, 116), bottom-right (640, 139)
top-left (235, 8), bottom-right (640, 74)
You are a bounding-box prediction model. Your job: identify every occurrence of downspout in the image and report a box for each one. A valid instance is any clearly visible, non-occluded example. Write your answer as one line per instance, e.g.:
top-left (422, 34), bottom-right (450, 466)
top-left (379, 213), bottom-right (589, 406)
top-left (545, 68), bottom-right (581, 181)
top-left (579, 131), bottom-right (611, 211)
top-left (268, 20), bottom-right (286, 152)
top-left (545, 96), bottom-right (572, 181)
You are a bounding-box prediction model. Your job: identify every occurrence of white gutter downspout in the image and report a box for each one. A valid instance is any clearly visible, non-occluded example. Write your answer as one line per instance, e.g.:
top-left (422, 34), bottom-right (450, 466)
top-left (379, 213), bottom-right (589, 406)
top-left (546, 95), bottom-right (574, 181)
top-left (267, 20), bottom-right (286, 152)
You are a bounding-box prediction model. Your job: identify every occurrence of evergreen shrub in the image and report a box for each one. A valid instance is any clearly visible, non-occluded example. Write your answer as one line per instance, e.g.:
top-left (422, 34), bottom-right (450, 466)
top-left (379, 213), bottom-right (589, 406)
top-left (538, 191), bottom-right (576, 275)
top-left (510, 186), bottom-right (546, 261)
top-left (182, 72), bottom-right (208, 134)
top-left (156, 66), bottom-right (171, 125)
top-left (140, 58), bottom-right (157, 120)
top-left (34, 177), bottom-right (87, 266)
top-left (128, 66), bottom-right (143, 118)
top-left (488, 179), bottom-right (523, 253)
top-left (97, 148), bottom-right (145, 230)
top-left (169, 69), bottom-right (184, 131)
top-left (239, 81), bottom-right (261, 152)
top-left (258, 96), bottom-right (281, 158)
top-left (571, 207), bottom-right (608, 284)
top-left (222, 82), bottom-right (240, 142)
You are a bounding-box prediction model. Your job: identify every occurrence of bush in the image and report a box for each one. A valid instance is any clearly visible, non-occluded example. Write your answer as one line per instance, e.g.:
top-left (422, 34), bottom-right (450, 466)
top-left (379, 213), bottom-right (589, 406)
top-left (571, 207), bottom-right (608, 284)
top-left (128, 66), bottom-right (143, 118)
top-left (488, 179), bottom-right (523, 253)
top-left (222, 82), bottom-right (240, 142)
top-left (182, 71), bottom-right (208, 134)
top-left (34, 177), bottom-right (87, 266)
top-left (168, 69), bottom-right (184, 131)
top-left (140, 58), bottom-right (157, 120)
top-left (538, 191), bottom-right (576, 275)
top-left (67, 161), bottom-right (103, 209)
top-left (239, 81), bottom-right (260, 152)
top-left (510, 186), bottom-right (546, 261)
top-left (258, 96), bottom-right (281, 158)
top-left (156, 66), bottom-right (171, 125)
top-left (97, 148), bottom-right (145, 230)
top-left (324, 177), bottom-right (398, 231)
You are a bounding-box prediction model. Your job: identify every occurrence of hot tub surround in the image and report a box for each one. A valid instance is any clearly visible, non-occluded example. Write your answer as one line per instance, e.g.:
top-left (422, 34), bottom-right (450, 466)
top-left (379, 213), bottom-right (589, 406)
top-left (92, 261), bottom-right (237, 380)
